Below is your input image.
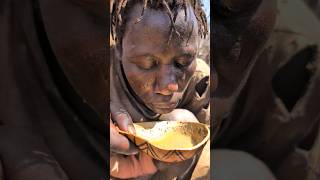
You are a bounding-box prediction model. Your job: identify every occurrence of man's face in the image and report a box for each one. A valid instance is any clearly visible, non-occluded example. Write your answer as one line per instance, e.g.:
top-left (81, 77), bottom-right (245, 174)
top-left (212, 0), bottom-right (277, 126)
top-left (120, 3), bottom-right (199, 114)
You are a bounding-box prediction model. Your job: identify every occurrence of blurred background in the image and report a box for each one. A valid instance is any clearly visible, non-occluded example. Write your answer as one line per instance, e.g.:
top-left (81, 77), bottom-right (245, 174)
top-left (305, 0), bottom-right (320, 18)
top-left (198, 0), bottom-right (210, 64)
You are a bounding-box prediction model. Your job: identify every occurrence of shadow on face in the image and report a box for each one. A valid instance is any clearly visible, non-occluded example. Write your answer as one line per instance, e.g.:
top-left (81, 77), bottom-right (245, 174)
top-left (119, 3), bottom-right (200, 114)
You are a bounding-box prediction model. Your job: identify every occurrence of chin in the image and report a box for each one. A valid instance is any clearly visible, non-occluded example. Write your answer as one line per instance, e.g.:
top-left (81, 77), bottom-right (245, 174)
top-left (146, 103), bottom-right (176, 114)
top-left (145, 101), bottom-right (179, 114)
top-left (152, 108), bottom-right (175, 114)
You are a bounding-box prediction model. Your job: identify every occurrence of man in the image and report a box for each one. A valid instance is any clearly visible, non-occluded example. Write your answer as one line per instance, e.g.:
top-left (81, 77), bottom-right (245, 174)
top-left (212, 0), bottom-right (320, 179)
top-left (109, 0), bottom-right (210, 179)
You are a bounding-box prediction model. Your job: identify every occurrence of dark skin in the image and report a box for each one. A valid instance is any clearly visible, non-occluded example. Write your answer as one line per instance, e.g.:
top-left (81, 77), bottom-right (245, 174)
top-left (110, 3), bottom-right (201, 179)
top-left (212, 0), bottom-right (277, 135)
top-left (121, 3), bottom-right (199, 114)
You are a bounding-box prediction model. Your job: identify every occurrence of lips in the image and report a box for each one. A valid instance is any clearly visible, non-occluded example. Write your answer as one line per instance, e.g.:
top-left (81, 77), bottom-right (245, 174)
top-left (144, 93), bottom-right (182, 113)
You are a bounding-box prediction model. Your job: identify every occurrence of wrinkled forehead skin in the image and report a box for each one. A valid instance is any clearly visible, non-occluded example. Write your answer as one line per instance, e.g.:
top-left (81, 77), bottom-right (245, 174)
top-left (212, 0), bottom-right (277, 138)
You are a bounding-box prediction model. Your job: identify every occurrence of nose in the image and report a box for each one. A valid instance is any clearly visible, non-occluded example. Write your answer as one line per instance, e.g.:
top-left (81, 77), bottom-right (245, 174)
top-left (167, 83), bottom-right (178, 92)
top-left (155, 65), bottom-right (179, 96)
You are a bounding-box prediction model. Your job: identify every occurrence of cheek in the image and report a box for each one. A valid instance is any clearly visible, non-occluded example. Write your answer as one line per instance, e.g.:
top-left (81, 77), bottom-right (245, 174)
top-left (177, 61), bottom-right (196, 89)
top-left (122, 62), bottom-right (156, 95)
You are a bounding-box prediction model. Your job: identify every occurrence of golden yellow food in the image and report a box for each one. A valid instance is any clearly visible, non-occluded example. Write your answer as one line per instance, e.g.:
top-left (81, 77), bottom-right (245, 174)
top-left (117, 121), bottom-right (210, 163)
top-left (150, 131), bottom-right (195, 149)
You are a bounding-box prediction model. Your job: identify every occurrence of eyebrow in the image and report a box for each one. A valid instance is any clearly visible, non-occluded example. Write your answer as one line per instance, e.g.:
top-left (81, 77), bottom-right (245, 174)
top-left (126, 49), bottom-right (196, 62)
top-left (126, 53), bottom-right (159, 61)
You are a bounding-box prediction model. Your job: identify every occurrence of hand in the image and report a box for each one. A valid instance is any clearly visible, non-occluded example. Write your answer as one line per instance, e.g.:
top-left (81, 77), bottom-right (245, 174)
top-left (110, 102), bottom-right (157, 179)
top-left (110, 119), bottom-right (138, 155)
top-left (110, 102), bottom-right (138, 155)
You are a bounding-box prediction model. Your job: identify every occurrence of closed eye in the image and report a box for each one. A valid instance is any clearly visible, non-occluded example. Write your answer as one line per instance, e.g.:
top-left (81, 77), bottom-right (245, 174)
top-left (174, 54), bottom-right (195, 69)
top-left (128, 54), bottom-right (159, 70)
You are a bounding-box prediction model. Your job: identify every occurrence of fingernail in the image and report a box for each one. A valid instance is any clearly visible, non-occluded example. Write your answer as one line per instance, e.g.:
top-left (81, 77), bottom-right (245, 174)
top-left (128, 125), bottom-right (136, 134)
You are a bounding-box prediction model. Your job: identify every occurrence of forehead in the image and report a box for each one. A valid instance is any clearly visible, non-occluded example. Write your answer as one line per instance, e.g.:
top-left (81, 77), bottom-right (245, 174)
top-left (123, 3), bottom-right (199, 50)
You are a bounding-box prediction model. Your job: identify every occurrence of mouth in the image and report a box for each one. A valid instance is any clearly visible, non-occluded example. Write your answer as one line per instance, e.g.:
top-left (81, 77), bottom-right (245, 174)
top-left (145, 92), bottom-right (183, 113)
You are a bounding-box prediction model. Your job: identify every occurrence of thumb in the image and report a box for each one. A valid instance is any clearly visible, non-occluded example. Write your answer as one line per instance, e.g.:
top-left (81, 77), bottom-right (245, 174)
top-left (110, 102), bottom-right (135, 134)
top-left (110, 120), bottom-right (138, 155)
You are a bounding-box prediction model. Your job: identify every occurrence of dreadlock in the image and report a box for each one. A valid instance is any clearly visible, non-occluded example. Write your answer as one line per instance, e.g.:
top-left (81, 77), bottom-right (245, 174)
top-left (111, 0), bottom-right (208, 49)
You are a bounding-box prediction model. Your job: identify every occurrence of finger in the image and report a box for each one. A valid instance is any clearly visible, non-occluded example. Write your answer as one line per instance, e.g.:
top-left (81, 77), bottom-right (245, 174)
top-left (110, 103), bottom-right (136, 134)
top-left (110, 120), bottom-right (138, 155)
